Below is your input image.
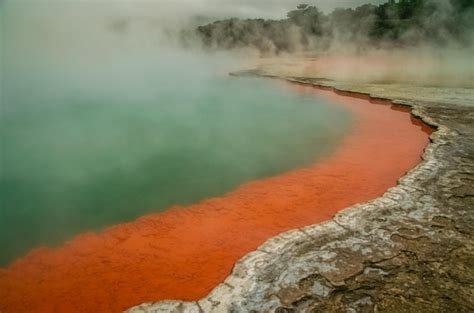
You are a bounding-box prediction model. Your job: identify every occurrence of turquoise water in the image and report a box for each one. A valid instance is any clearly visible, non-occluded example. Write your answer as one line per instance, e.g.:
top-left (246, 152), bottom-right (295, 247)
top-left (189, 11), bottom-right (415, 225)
top-left (0, 2), bottom-right (352, 266)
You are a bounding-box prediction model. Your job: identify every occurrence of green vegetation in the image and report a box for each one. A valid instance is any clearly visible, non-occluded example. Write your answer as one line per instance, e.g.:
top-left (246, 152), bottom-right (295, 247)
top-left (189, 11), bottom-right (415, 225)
top-left (194, 0), bottom-right (474, 54)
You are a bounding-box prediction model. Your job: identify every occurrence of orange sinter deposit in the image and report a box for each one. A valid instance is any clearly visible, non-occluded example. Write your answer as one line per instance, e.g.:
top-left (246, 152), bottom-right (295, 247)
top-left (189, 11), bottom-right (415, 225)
top-left (0, 84), bottom-right (432, 313)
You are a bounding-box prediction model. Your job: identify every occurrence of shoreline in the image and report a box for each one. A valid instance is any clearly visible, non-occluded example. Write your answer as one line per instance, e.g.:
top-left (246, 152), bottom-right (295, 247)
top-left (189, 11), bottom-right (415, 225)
top-left (129, 72), bottom-right (474, 312)
top-left (0, 78), bottom-right (432, 312)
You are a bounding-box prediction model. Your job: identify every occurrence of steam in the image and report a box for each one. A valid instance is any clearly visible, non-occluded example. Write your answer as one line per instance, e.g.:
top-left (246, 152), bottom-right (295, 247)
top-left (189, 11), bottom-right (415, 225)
top-left (191, 0), bottom-right (474, 87)
top-left (255, 47), bottom-right (474, 88)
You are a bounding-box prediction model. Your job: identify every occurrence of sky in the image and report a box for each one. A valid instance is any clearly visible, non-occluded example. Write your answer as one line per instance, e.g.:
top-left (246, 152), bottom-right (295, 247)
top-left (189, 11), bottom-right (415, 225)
top-left (114, 0), bottom-right (388, 19)
top-left (188, 0), bottom-right (387, 18)
top-left (1, 0), bottom-right (388, 19)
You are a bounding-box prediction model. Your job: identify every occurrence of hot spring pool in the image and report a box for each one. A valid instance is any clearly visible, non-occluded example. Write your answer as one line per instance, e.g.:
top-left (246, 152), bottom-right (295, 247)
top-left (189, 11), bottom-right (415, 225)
top-left (0, 9), bottom-right (352, 264)
top-left (0, 4), bottom-right (434, 312)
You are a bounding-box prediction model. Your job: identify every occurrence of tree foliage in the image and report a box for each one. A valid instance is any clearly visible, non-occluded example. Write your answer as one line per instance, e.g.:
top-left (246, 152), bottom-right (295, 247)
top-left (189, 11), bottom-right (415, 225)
top-left (194, 0), bottom-right (474, 54)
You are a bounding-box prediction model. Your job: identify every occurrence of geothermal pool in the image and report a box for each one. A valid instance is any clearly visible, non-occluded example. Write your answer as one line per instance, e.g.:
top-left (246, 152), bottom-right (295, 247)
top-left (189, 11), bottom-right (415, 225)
top-left (0, 3), bottom-right (431, 313)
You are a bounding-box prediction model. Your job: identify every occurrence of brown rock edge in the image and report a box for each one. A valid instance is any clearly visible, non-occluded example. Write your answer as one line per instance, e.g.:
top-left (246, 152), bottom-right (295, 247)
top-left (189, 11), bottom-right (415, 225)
top-left (129, 72), bottom-right (474, 312)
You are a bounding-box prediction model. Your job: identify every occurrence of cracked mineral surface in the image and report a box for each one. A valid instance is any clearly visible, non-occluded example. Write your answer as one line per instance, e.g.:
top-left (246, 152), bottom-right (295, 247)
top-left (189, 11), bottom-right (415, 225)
top-left (128, 71), bottom-right (474, 313)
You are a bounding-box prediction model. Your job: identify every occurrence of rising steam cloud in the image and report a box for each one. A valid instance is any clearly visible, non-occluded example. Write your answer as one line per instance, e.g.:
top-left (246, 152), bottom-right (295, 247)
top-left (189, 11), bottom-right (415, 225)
top-left (1, 0), bottom-right (473, 87)
top-left (190, 0), bottom-right (474, 87)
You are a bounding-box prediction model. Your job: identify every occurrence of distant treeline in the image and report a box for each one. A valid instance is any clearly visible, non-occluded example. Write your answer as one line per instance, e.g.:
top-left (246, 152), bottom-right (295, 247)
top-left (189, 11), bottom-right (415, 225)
top-left (193, 0), bottom-right (474, 54)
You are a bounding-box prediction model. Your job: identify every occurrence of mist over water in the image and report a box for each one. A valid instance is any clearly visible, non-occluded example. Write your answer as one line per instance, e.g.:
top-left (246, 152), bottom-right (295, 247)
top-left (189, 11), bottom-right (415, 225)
top-left (0, 2), bottom-right (352, 265)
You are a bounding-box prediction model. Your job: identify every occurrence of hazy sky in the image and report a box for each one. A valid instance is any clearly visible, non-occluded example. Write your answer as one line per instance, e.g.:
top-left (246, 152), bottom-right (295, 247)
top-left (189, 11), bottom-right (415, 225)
top-left (120, 0), bottom-right (389, 19)
top-left (191, 0), bottom-right (387, 18)
top-left (1, 0), bottom-right (388, 19)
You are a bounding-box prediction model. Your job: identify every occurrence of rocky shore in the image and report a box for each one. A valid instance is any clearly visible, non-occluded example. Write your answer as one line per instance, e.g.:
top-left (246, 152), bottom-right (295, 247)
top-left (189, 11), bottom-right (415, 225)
top-left (129, 71), bottom-right (474, 312)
